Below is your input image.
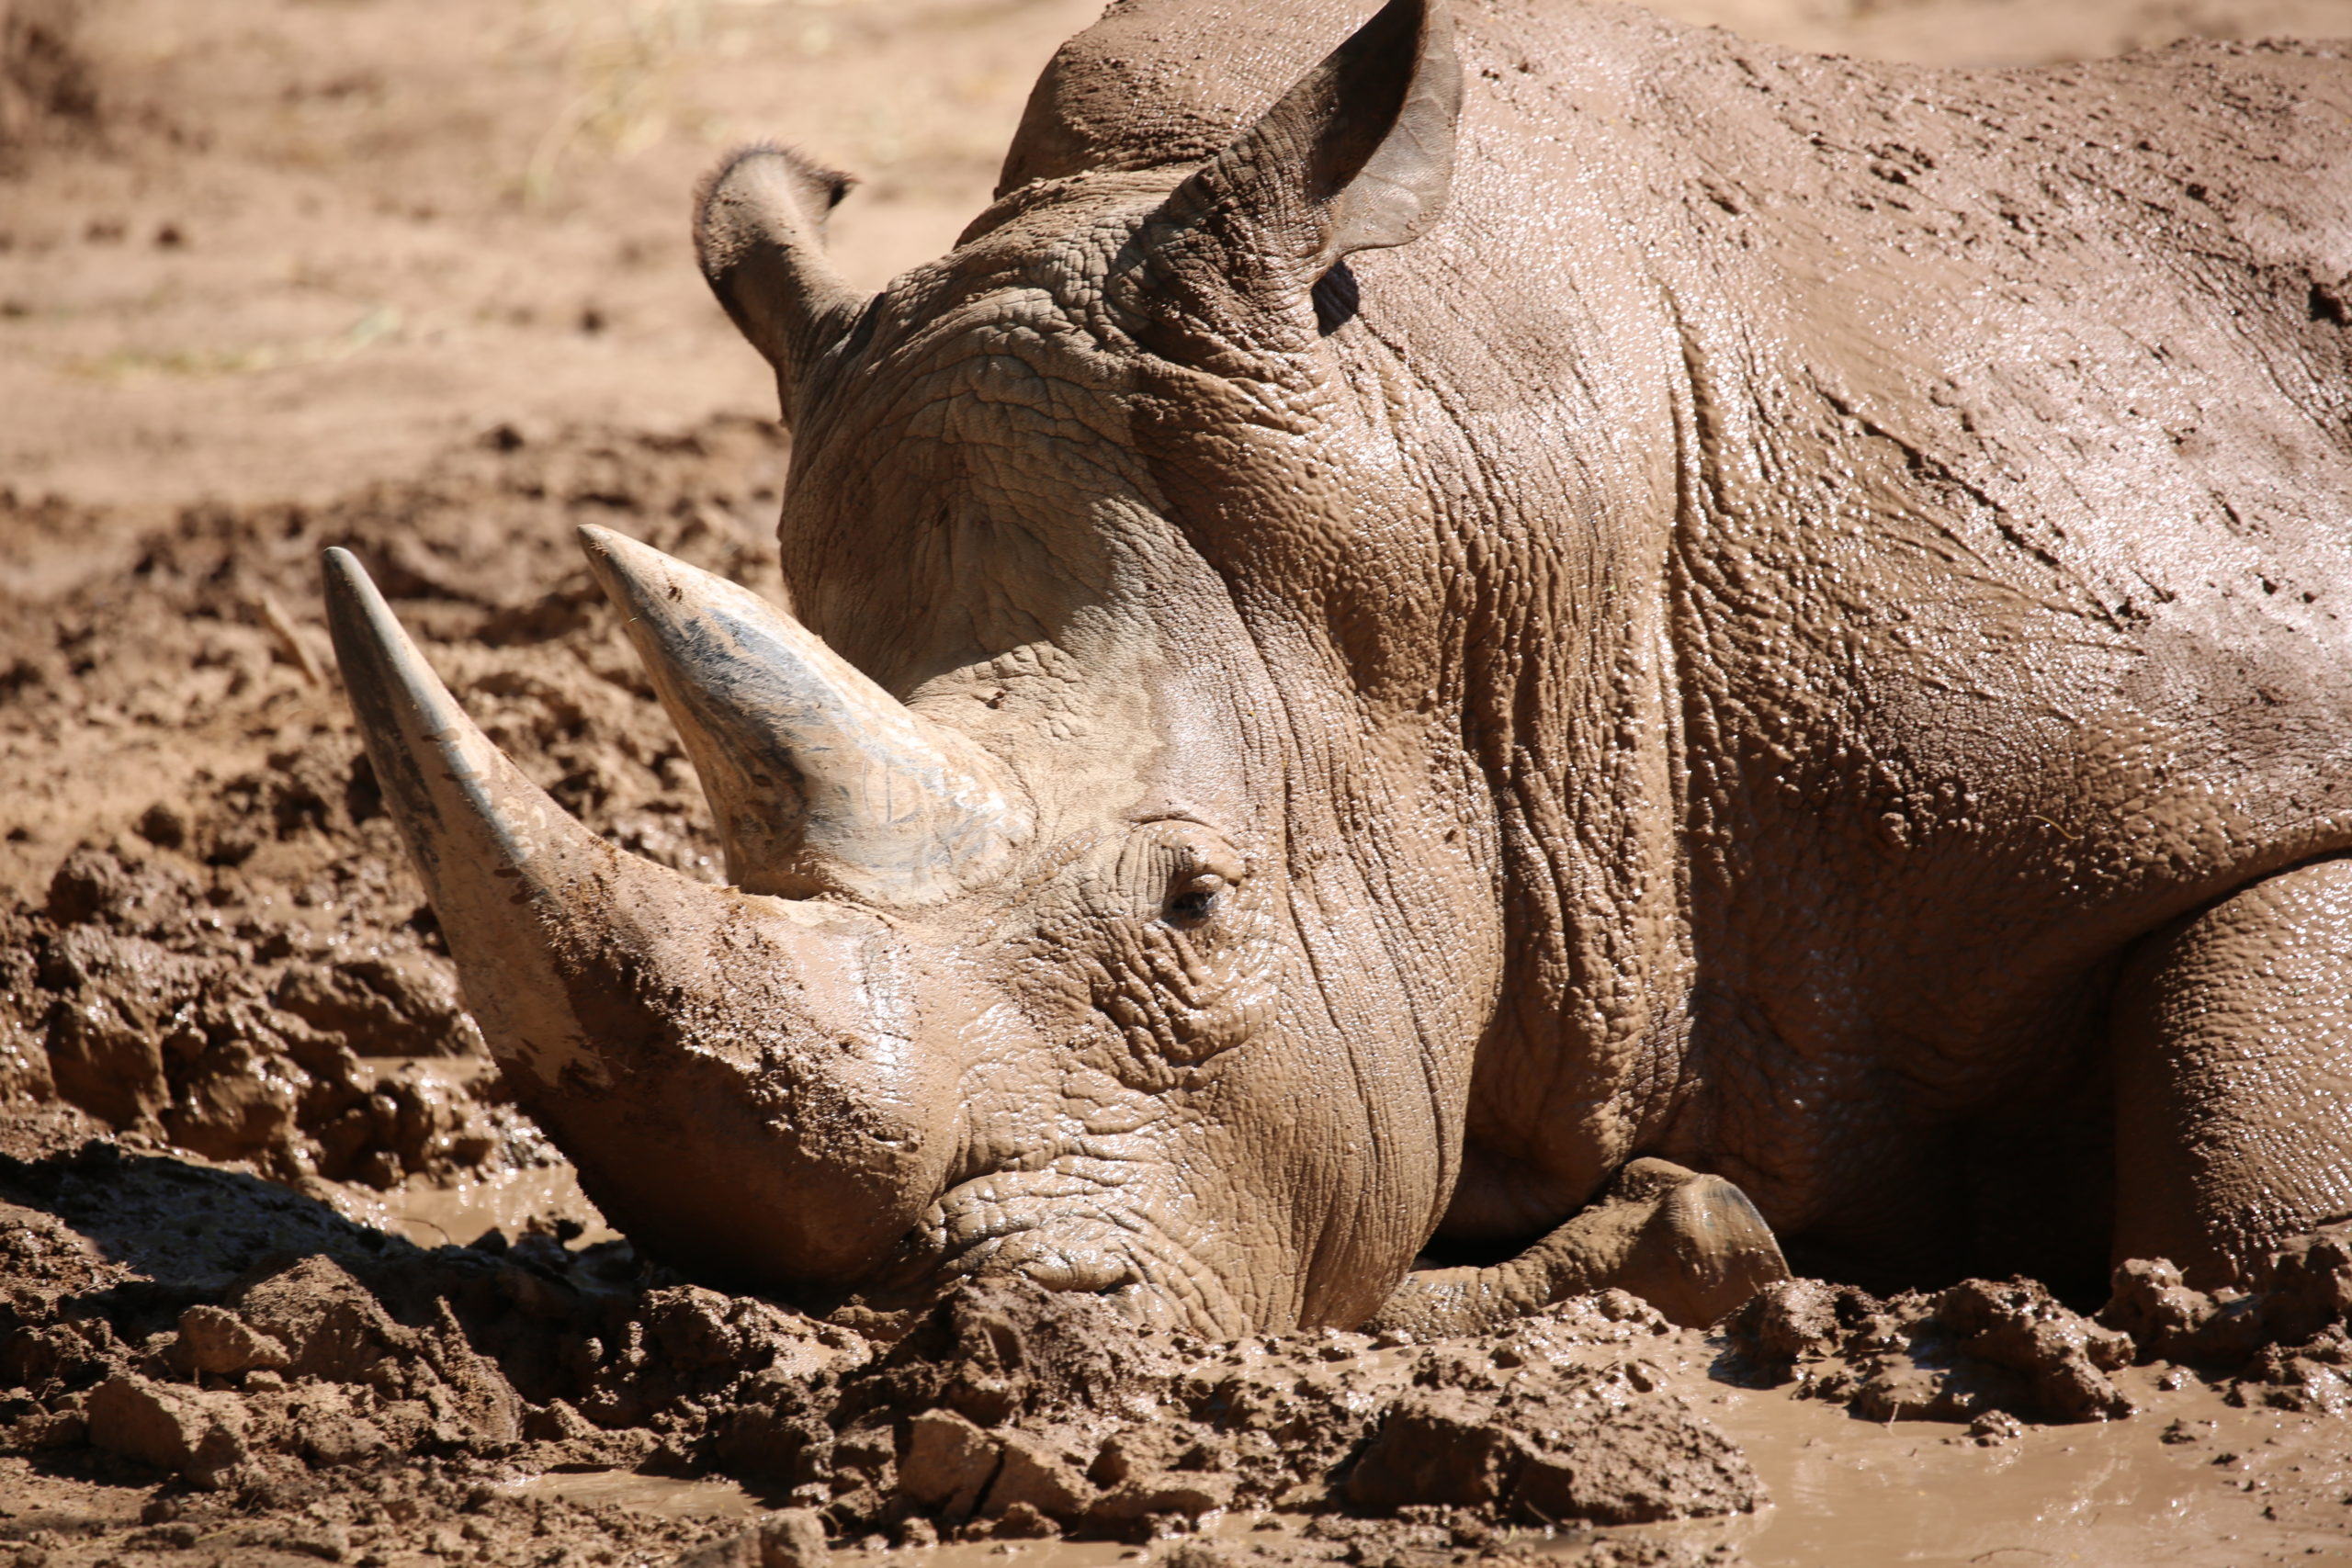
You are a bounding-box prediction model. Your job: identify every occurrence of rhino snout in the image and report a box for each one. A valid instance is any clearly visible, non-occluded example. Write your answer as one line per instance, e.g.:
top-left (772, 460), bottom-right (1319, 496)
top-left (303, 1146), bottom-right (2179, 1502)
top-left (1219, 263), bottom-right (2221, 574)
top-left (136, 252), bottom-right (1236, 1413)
top-left (322, 543), bottom-right (974, 1292)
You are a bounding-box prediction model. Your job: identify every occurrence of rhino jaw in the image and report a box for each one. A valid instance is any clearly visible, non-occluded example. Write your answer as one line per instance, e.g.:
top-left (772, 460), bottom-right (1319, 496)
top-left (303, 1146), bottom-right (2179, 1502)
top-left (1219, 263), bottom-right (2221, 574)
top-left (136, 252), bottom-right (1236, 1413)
top-left (322, 547), bottom-right (960, 1288)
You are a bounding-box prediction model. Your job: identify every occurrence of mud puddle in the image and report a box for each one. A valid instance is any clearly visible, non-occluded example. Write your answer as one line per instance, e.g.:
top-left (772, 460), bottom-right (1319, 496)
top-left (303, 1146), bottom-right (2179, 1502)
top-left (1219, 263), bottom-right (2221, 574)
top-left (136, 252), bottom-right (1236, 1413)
top-left (657, 1355), bottom-right (2352, 1568)
top-left (354, 1159), bottom-right (617, 1252)
top-left (882, 1373), bottom-right (2352, 1568)
top-left (503, 1468), bottom-right (762, 1522)
top-left (319, 1057), bottom-right (620, 1251)
top-left (795, 1383), bottom-right (2352, 1568)
top-left (11, 1114), bottom-right (2352, 1567)
top-left (1711, 1370), bottom-right (2352, 1566)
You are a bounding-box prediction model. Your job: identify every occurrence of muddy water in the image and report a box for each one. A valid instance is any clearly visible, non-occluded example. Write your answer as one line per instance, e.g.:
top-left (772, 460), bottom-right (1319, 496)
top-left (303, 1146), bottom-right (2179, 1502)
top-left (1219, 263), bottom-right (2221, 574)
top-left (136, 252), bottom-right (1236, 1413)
top-left (1706, 1370), bottom-right (2352, 1565)
top-left (343, 1160), bottom-right (620, 1251)
top-left (530, 1363), bottom-right (2352, 1566)
top-left (506, 1471), bottom-right (763, 1522)
top-left (309, 1056), bottom-right (621, 1248)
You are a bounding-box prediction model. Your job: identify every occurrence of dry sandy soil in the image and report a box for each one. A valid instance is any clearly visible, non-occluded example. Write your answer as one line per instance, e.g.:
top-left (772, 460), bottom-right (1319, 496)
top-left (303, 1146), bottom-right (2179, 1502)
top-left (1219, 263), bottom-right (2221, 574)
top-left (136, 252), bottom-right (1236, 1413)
top-left (7, 0), bottom-right (2352, 1564)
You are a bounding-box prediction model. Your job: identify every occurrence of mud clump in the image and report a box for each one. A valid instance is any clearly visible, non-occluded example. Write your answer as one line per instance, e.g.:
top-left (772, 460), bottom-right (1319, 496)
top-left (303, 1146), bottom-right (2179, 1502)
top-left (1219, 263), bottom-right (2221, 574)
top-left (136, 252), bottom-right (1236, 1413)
top-left (675, 1506), bottom-right (831, 1567)
top-left (0, 1144), bottom-right (857, 1560)
top-left (1347, 1368), bottom-right (1756, 1525)
top-left (2106, 1230), bottom-right (2352, 1416)
top-left (1724, 1274), bottom-right (2134, 1423)
top-left (741, 1283), bottom-right (1756, 1544)
top-left (0, 1144), bottom-right (1755, 1563)
top-left (1724, 1275), bottom-right (2135, 1423)
top-left (3, 840), bottom-right (526, 1190)
top-left (1726, 1225), bottom-right (2352, 1426)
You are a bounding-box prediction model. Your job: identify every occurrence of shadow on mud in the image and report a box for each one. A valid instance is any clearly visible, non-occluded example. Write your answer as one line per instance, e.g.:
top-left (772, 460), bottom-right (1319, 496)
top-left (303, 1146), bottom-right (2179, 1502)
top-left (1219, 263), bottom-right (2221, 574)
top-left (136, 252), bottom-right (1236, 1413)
top-left (2, 1140), bottom-right (412, 1302)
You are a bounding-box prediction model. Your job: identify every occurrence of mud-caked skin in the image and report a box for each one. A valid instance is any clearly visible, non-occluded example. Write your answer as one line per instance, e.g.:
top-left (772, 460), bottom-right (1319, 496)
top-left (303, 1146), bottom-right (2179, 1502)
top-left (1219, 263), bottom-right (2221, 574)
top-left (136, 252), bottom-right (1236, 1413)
top-left (329, 0), bottom-right (2352, 1334)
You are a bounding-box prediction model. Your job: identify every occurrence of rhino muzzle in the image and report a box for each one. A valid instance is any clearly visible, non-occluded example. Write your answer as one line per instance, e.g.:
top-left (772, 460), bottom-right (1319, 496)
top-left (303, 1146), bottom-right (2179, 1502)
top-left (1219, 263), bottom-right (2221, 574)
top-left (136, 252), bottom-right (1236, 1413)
top-left (322, 538), bottom-right (1009, 1292)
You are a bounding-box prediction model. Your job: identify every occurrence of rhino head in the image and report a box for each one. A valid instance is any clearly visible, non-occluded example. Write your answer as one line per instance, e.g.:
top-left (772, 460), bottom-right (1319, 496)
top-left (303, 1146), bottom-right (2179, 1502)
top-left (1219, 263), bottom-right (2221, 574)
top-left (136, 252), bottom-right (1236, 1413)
top-left (328, 0), bottom-right (1544, 1337)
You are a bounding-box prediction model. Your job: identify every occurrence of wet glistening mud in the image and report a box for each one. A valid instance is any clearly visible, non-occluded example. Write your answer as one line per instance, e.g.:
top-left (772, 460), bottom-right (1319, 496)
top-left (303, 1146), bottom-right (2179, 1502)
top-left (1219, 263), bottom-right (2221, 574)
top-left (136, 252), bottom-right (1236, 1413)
top-left (7, 1124), bottom-right (2352, 1567)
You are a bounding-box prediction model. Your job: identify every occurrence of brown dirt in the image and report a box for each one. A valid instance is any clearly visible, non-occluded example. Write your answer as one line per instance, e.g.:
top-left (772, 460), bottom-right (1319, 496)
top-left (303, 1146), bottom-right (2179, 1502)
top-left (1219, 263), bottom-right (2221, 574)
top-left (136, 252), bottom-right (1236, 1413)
top-left (11, 0), bottom-right (2352, 1564)
top-left (1722, 1232), bottom-right (2352, 1427)
top-left (0, 1143), bottom-right (1756, 1563)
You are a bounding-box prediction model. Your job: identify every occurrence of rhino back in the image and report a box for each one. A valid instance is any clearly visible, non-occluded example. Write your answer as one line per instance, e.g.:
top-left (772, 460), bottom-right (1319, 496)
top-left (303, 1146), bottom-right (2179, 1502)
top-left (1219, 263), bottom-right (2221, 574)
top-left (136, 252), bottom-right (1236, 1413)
top-left (1628, 37), bottom-right (2352, 1066)
top-left (1603, 26), bottom-right (2352, 1246)
top-left (1012, 1), bottom-right (2352, 882)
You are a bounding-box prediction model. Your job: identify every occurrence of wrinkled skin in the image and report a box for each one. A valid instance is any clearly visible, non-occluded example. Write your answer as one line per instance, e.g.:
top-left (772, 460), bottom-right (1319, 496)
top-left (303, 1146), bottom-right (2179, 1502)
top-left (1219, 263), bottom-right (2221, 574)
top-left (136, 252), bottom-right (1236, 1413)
top-left (332, 0), bottom-right (2352, 1336)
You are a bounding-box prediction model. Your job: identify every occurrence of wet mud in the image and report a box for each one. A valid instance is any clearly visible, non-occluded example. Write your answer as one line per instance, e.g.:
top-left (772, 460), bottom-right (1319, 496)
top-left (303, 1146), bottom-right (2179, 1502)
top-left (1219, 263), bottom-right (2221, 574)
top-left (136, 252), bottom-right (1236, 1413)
top-left (0, 415), bottom-right (797, 1208)
top-left (0, 1129), bottom-right (1765, 1553)
top-left (9, 1145), bottom-right (2352, 1568)
top-left (11, 466), bottom-right (2352, 1567)
top-left (0, 378), bottom-right (1779, 1563)
top-left (7, 1078), bottom-right (2352, 1568)
top-left (1722, 1240), bottom-right (2352, 1427)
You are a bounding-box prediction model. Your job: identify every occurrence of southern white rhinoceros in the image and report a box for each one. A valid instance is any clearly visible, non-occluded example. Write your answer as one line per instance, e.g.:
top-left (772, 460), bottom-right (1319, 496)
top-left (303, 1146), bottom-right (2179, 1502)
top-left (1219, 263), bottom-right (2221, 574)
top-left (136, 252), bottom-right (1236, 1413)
top-left (324, 0), bottom-right (2352, 1336)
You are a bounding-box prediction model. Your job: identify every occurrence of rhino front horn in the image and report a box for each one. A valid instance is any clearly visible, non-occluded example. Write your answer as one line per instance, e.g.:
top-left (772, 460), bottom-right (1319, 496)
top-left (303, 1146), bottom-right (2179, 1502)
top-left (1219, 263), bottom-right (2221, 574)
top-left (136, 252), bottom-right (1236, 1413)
top-left (576, 525), bottom-right (1027, 904)
top-left (322, 547), bottom-right (957, 1288)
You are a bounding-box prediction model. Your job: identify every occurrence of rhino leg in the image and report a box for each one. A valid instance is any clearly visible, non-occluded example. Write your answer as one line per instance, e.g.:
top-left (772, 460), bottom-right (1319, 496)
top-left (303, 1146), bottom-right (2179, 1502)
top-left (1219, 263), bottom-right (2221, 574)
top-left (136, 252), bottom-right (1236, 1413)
top-left (2113, 856), bottom-right (2352, 1291)
top-left (1365, 1159), bottom-right (1791, 1334)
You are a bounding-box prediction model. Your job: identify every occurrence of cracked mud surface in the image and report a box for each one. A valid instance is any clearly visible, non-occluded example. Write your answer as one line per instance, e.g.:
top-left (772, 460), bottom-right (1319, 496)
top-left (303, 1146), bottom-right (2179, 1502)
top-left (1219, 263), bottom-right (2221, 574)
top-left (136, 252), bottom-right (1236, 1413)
top-left (11, 0), bottom-right (2352, 1563)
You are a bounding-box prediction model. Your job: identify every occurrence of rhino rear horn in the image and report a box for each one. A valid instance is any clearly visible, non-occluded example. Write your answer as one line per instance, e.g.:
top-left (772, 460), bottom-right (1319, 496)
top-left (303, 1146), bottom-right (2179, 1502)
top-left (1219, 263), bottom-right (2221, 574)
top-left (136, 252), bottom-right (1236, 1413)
top-left (1133, 0), bottom-right (1460, 323)
top-left (577, 525), bottom-right (1028, 904)
top-left (694, 145), bottom-right (868, 423)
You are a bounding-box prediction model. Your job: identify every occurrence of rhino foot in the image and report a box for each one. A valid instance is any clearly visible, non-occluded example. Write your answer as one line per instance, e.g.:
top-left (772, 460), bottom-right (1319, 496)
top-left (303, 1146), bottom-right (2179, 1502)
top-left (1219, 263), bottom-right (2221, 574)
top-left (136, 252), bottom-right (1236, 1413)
top-left (1365, 1158), bottom-right (1791, 1335)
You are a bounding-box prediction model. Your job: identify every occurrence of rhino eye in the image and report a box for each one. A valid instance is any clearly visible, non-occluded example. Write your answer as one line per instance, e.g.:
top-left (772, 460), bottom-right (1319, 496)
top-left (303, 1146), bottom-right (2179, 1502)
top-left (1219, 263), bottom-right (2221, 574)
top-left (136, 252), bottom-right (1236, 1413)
top-left (1164, 873), bottom-right (1227, 927)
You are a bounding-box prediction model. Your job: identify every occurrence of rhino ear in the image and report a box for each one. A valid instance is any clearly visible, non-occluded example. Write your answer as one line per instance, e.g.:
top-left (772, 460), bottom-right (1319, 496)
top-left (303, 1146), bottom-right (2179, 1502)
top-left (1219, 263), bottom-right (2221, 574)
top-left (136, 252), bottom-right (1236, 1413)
top-left (695, 145), bottom-right (869, 424)
top-left (1131, 0), bottom-right (1459, 337)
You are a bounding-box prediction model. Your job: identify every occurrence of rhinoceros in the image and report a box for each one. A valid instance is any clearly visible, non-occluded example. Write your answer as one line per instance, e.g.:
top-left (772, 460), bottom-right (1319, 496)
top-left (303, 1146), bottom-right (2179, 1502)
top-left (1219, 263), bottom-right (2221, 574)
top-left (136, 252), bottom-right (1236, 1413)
top-left (324, 0), bottom-right (2352, 1337)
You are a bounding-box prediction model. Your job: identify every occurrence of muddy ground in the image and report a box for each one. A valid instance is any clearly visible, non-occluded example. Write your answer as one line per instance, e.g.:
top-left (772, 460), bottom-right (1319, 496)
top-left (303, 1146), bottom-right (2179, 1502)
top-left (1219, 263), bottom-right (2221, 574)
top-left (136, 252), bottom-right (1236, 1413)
top-left (9, 0), bottom-right (2352, 1563)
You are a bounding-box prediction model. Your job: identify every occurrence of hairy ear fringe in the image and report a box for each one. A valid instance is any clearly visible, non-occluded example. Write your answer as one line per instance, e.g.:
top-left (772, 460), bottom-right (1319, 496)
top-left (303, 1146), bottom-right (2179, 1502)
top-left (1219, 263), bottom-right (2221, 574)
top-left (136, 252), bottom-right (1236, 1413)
top-left (693, 144), bottom-right (867, 423)
top-left (692, 142), bottom-right (856, 244)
